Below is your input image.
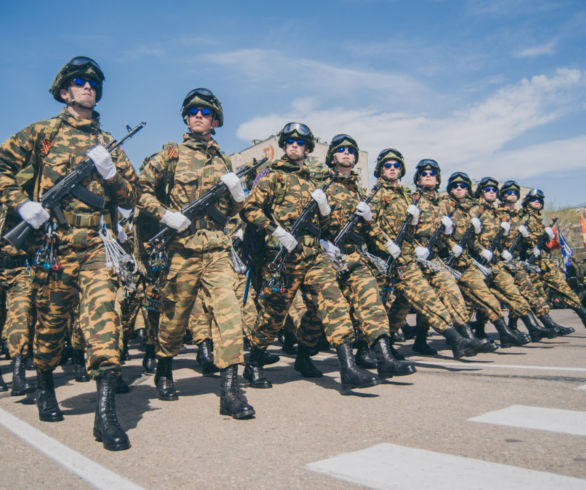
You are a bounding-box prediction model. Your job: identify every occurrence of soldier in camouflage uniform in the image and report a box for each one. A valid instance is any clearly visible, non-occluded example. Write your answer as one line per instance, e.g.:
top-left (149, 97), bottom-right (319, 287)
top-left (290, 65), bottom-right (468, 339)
top-left (241, 122), bottom-right (380, 391)
top-left (0, 56), bottom-right (137, 450)
top-left (370, 152), bottom-right (485, 359)
top-left (519, 189), bottom-right (586, 328)
top-left (138, 88), bottom-right (255, 419)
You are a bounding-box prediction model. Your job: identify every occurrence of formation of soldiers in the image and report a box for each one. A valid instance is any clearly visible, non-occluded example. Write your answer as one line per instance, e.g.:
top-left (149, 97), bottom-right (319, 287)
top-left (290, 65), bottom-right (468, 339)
top-left (0, 56), bottom-right (585, 452)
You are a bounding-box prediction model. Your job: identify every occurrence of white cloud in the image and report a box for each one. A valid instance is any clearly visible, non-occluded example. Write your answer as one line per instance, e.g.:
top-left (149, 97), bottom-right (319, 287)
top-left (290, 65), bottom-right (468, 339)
top-left (515, 40), bottom-right (557, 58)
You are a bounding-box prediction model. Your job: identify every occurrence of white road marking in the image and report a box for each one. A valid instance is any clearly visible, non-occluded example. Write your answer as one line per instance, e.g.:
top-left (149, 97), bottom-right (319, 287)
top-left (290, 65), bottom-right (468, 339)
top-left (469, 405), bottom-right (586, 436)
top-left (416, 361), bottom-right (586, 372)
top-left (307, 443), bottom-right (586, 489)
top-left (0, 407), bottom-right (143, 490)
top-left (577, 385), bottom-right (586, 391)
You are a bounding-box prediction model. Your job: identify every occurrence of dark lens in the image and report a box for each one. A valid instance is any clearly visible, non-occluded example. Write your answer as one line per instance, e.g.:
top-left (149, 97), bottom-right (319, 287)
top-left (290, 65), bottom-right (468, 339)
top-left (72, 77), bottom-right (98, 89)
top-left (286, 138), bottom-right (306, 146)
top-left (69, 56), bottom-right (102, 72)
top-left (506, 189), bottom-right (519, 195)
top-left (189, 107), bottom-right (211, 116)
top-left (337, 147), bottom-right (355, 154)
top-left (296, 139), bottom-right (306, 146)
top-left (484, 186), bottom-right (497, 193)
top-left (454, 183), bottom-right (467, 189)
top-left (384, 162), bottom-right (401, 169)
top-left (283, 123), bottom-right (310, 136)
top-left (422, 170), bottom-right (436, 176)
top-left (418, 159), bottom-right (439, 170)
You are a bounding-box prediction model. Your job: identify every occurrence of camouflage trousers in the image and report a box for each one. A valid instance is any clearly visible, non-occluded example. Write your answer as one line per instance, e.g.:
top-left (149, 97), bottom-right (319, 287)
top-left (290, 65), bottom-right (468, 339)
top-left (158, 246), bottom-right (244, 369)
top-left (510, 266), bottom-right (550, 317)
top-left (530, 259), bottom-right (581, 309)
top-left (424, 264), bottom-right (470, 326)
top-left (142, 280), bottom-right (161, 346)
top-left (485, 263), bottom-right (531, 317)
top-left (457, 265), bottom-right (503, 322)
top-left (33, 244), bottom-right (121, 377)
top-left (0, 266), bottom-right (33, 357)
top-left (250, 252), bottom-right (354, 350)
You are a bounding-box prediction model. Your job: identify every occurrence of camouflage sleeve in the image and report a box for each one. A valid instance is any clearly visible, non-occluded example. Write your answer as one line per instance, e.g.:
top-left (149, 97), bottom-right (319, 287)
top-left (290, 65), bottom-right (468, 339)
top-left (240, 173), bottom-right (277, 233)
top-left (469, 204), bottom-right (487, 255)
top-left (137, 151), bottom-right (168, 220)
top-left (104, 139), bottom-right (139, 209)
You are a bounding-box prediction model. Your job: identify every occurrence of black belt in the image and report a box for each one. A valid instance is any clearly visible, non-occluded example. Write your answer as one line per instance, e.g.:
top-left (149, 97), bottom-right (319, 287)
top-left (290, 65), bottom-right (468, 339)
top-left (0, 255), bottom-right (27, 269)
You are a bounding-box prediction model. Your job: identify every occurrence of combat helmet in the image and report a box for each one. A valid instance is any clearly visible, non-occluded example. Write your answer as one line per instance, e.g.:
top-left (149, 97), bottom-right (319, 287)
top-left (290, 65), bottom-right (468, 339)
top-left (499, 180), bottom-right (520, 201)
top-left (50, 56), bottom-right (105, 103)
top-left (413, 159), bottom-right (441, 187)
top-left (325, 134), bottom-right (359, 168)
top-left (447, 171), bottom-right (472, 193)
top-left (374, 148), bottom-right (405, 178)
top-left (277, 122), bottom-right (315, 152)
top-left (475, 176), bottom-right (499, 198)
top-left (181, 88), bottom-right (223, 126)
top-left (522, 188), bottom-right (545, 207)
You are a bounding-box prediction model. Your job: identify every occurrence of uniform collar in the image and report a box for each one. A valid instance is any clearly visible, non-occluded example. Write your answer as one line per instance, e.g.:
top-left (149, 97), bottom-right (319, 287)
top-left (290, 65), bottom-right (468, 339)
top-left (59, 108), bottom-right (100, 133)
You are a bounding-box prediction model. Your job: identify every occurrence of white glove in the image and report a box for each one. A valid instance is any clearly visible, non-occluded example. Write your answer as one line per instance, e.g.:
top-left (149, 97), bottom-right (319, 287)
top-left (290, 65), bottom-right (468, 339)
top-left (451, 244), bottom-right (463, 258)
top-left (116, 224), bottom-right (128, 243)
top-left (384, 239), bottom-right (401, 259)
top-left (320, 239), bottom-right (343, 262)
top-left (272, 225), bottom-right (298, 252)
top-left (441, 216), bottom-right (454, 235)
top-left (480, 249), bottom-right (493, 262)
top-left (414, 246), bottom-right (430, 260)
top-left (234, 228), bottom-right (244, 241)
top-left (471, 217), bottom-right (482, 234)
top-left (220, 172), bottom-right (245, 203)
top-left (355, 201), bottom-right (373, 222)
top-left (533, 246), bottom-right (541, 258)
top-left (162, 210), bottom-right (191, 232)
top-left (18, 200), bottom-right (50, 229)
top-left (87, 145), bottom-right (116, 180)
top-left (500, 221), bottom-right (511, 236)
top-left (311, 189), bottom-right (331, 216)
top-left (545, 227), bottom-right (555, 241)
top-left (518, 225), bottom-right (529, 238)
top-left (406, 204), bottom-right (420, 225)
top-left (501, 250), bottom-right (513, 262)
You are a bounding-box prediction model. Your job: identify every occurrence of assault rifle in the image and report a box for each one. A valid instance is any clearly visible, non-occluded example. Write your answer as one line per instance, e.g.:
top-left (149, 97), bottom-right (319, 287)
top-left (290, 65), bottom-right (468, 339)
top-left (267, 172), bottom-right (337, 274)
top-left (424, 210), bottom-right (455, 261)
top-left (479, 217), bottom-right (510, 266)
top-left (4, 122), bottom-right (146, 250)
top-left (526, 217), bottom-right (558, 265)
top-left (148, 158), bottom-right (267, 248)
top-left (445, 213), bottom-right (481, 267)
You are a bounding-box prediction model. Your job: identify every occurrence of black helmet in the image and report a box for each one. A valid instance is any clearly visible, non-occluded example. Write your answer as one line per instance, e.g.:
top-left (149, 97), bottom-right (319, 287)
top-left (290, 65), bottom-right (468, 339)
top-left (374, 148), bottom-right (405, 178)
top-left (475, 176), bottom-right (499, 198)
top-left (277, 122), bottom-right (315, 152)
top-left (325, 134), bottom-right (359, 168)
top-left (181, 88), bottom-right (223, 126)
top-left (522, 188), bottom-right (545, 207)
top-left (50, 56), bottom-right (105, 103)
top-left (447, 171), bottom-right (472, 193)
top-left (413, 159), bottom-right (441, 187)
top-left (499, 180), bottom-right (520, 200)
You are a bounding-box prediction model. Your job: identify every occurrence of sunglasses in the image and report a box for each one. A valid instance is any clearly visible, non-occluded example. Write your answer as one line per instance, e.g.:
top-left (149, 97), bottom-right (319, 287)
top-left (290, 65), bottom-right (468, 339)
top-left (505, 189), bottom-right (519, 195)
top-left (452, 183), bottom-right (468, 189)
top-left (188, 107), bottom-right (212, 117)
top-left (484, 186), bottom-right (498, 193)
top-left (383, 161), bottom-right (402, 169)
top-left (420, 170), bottom-right (437, 177)
top-left (336, 146), bottom-right (355, 154)
top-left (286, 138), bottom-right (306, 146)
top-left (530, 197), bottom-right (543, 202)
top-left (71, 77), bottom-right (99, 89)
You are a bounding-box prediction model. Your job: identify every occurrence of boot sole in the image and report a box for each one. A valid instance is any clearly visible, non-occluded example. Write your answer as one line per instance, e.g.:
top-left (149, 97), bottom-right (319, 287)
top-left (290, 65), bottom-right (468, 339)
top-left (220, 407), bottom-right (256, 419)
top-left (342, 377), bottom-right (380, 390)
top-left (94, 429), bottom-right (131, 451)
top-left (39, 413), bottom-right (64, 422)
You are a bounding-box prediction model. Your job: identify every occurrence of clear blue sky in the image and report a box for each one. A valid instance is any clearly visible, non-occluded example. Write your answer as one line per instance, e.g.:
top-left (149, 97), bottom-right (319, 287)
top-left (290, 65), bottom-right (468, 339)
top-left (1, 0), bottom-right (585, 208)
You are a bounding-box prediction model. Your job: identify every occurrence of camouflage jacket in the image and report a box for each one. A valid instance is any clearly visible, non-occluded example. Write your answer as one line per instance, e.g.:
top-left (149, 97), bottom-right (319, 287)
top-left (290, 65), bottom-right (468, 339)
top-left (519, 207), bottom-right (551, 259)
top-left (0, 109), bottom-right (138, 249)
top-left (497, 204), bottom-right (525, 253)
top-left (439, 195), bottom-right (477, 268)
top-left (410, 188), bottom-right (452, 252)
top-left (470, 197), bottom-right (509, 257)
top-left (138, 133), bottom-right (239, 252)
top-left (240, 156), bottom-right (327, 260)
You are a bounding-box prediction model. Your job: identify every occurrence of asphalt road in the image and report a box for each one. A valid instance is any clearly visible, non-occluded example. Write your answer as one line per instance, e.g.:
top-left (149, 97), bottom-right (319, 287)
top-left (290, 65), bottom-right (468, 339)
top-left (1, 309), bottom-right (585, 489)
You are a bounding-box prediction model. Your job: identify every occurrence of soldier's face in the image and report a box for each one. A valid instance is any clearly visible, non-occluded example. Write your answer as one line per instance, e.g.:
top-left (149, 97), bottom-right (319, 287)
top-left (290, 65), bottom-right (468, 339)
top-left (60, 78), bottom-right (97, 109)
top-left (285, 141), bottom-right (308, 161)
top-left (381, 160), bottom-right (401, 181)
top-left (450, 184), bottom-right (468, 201)
top-left (417, 171), bottom-right (437, 189)
top-left (483, 188), bottom-right (497, 202)
top-left (188, 110), bottom-right (218, 135)
top-left (529, 199), bottom-right (543, 210)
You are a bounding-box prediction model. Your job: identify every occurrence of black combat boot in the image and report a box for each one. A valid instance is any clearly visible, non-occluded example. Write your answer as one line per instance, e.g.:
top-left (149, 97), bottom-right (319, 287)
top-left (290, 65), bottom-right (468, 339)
top-left (115, 374), bottom-right (130, 394)
top-left (11, 354), bottom-right (34, 396)
top-left (493, 318), bottom-right (526, 348)
top-left (389, 338), bottom-right (405, 360)
top-left (521, 314), bottom-right (555, 341)
top-left (336, 341), bottom-right (380, 390)
top-left (294, 342), bottom-right (323, 378)
top-left (391, 330), bottom-right (405, 343)
top-left (281, 330), bottom-right (297, 355)
top-left (372, 336), bottom-right (416, 377)
top-left (507, 315), bottom-right (531, 344)
top-left (401, 321), bottom-right (417, 340)
top-left (93, 372), bottom-right (130, 451)
top-left (243, 347), bottom-right (272, 388)
top-left (154, 357), bottom-right (178, 400)
top-left (262, 350), bottom-right (280, 365)
top-left (59, 339), bottom-right (73, 366)
top-left (219, 364), bottom-right (255, 419)
top-left (142, 344), bottom-right (156, 374)
top-left (196, 338), bottom-right (219, 376)
top-left (456, 323), bottom-right (498, 353)
top-left (574, 306), bottom-right (586, 328)
top-left (35, 369), bottom-right (63, 422)
top-left (355, 341), bottom-right (377, 369)
top-left (0, 370), bottom-right (8, 392)
top-left (121, 339), bottom-right (130, 362)
top-left (539, 314), bottom-right (574, 336)
top-left (442, 327), bottom-right (482, 359)
top-left (71, 349), bottom-right (90, 382)
top-left (412, 327), bottom-right (437, 355)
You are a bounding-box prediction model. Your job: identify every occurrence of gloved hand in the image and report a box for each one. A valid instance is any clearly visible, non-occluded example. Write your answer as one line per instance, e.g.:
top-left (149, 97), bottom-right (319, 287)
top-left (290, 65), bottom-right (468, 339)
top-left (500, 221), bottom-right (511, 235)
top-left (518, 224), bottom-right (529, 238)
top-left (533, 246), bottom-right (541, 258)
top-left (87, 145), bottom-right (116, 180)
top-left (501, 250), bottom-right (513, 262)
top-left (18, 200), bottom-right (50, 229)
top-left (220, 172), bottom-right (245, 203)
top-left (406, 204), bottom-right (420, 225)
top-left (441, 216), bottom-right (454, 235)
top-left (384, 239), bottom-right (401, 259)
top-left (451, 244), bottom-right (463, 258)
top-left (116, 224), bottom-right (128, 243)
top-left (272, 226), bottom-right (298, 252)
top-left (311, 189), bottom-right (331, 216)
top-left (234, 228), bottom-right (244, 241)
top-left (355, 201), bottom-right (373, 222)
top-left (480, 248), bottom-right (493, 262)
top-left (414, 246), bottom-right (430, 260)
top-left (471, 217), bottom-right (482, 234)
top-left (320, 239), bottom-right (343, 262)
top-left (544, 226), bottom-right (555, 241)
top-left (162, 210), bottom-right (191, 232)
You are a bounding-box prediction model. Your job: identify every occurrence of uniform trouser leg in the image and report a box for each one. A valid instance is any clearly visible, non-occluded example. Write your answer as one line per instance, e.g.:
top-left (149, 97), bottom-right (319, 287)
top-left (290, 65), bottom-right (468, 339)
top-left (539, 262), bottom-right (581, 309)
top-left (188, 291), bottom-right (213, 345)
top-left (426, 268), bottom-right (470, 326)
top-left (387, 294), bottom-right (411, 333)
top-left (513, 268), bottom-right (550, 316)
top-left (457, 267), bottom-right (502, 322)
top-left (487, 266), bottom-right (531, 317)
top-left (234, 274), bottom-right (257, 339)
top-left (2, 268), bottom-right (33, 358)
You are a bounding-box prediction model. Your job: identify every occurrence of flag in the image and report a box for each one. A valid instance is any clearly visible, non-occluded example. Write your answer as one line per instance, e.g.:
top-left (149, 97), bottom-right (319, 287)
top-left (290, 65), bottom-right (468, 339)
top-left (581, 214), bottom-right (586, 250)
top-left (546, 225), bottom-right (560, 250)
top-left (558, 226), bottom-right (573, 272)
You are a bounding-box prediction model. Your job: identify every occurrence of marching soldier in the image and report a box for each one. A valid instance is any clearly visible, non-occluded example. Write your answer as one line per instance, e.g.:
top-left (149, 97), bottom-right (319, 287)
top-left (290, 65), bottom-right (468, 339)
top-left (0, 56), bottom-right (138, 450)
